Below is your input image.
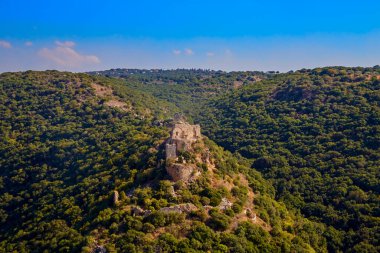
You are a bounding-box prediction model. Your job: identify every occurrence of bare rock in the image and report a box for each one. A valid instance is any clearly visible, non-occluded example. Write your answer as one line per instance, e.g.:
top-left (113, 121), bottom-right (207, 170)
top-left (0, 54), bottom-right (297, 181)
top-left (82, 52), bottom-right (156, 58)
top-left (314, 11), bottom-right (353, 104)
top-left (159, 203), bottom-right (198, 214)
top-left (132, 206), bottom-right (145, 216)
top-left (166, 163), bottom-right (195, 182)
top-left (131, 206), bottom-right (151, 217)
top-left (93, 245), bottom-right (107, 253)
top-left (168, 185), bottom-right (177, 197)
top-left (218, 197), bottom-right (233, 210)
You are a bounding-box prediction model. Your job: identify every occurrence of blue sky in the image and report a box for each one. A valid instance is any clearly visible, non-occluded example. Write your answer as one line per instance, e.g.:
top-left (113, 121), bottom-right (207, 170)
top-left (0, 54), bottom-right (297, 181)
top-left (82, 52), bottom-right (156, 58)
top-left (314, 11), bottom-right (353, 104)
top-left (1, 0), bottom-right (380, 72)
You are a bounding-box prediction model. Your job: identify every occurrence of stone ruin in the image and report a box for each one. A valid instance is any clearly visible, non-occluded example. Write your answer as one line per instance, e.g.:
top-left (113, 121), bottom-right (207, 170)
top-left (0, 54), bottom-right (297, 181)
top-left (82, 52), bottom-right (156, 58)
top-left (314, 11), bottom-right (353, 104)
top-left (113, 190), bottom-right (119, 206)
top-left (165, 120), bottom-right (201, 157)
top-left (165, 115), bottom-right (201, 181)
top-left (159, 203), bottom-right (198, 214)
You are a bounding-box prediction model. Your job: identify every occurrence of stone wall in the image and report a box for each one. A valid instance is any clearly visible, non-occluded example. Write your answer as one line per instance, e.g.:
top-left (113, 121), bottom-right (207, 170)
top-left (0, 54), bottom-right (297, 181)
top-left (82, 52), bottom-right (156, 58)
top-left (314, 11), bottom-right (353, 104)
top-left (159, 203), bottom-right (197, 214)
top-left (165, 143), bottom-right (177, 160)
top-left (172, 123), bottom-right (201, 143)
top-left (165, 122), bottom-right (201, 160)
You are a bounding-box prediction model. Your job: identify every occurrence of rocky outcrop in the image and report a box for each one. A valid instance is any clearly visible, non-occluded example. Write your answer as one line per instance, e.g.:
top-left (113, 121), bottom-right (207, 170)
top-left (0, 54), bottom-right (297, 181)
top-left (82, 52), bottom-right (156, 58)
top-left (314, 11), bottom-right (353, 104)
top-left (166, 163), bottom-right (195, 182)
top-left (218, 197), bottom-right (233, 210)
top-left (159, 203), bottom-right (197, 214)
top-left (131, 206), bottom-right (152, 217)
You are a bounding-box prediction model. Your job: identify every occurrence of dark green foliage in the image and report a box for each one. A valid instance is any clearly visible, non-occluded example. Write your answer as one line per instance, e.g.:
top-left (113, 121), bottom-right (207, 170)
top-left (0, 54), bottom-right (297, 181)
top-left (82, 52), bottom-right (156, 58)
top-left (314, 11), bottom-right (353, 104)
top-left (195, 67), bottom-right (380, 251)
top-left (0, 71), bottom-right (170, 251)
top-left (89, 69), bottom-right (270, 122)
top-left (3, 67), bottom-right (378, 252)
top-left (0, 70), bottom-right (319, 252)
top-left (145, 211), bottom-right (185, 227)
top-left (208, 209), bottom-right (231, 230)
top-left (94, 67), bottom-right (380, 252)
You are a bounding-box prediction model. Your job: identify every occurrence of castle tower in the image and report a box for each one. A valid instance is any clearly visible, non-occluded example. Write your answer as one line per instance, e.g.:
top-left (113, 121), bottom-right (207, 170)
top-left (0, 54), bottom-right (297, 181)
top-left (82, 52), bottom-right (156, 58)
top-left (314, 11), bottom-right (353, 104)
top-left (165, 143), bottom-right (177, 160)
top-left (165, 118), bottom-right (202, 181)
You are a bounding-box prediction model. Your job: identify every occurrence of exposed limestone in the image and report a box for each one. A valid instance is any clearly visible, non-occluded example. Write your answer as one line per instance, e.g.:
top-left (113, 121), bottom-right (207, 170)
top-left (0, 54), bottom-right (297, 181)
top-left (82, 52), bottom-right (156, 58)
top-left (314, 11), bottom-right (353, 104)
top-left (91, 83), bottom-right (132, 112)
top-left (131, 206), bottom-right (151, 217)
top-left (201, 150), bottom-right (211, 163)
top-left (159, 203), bottom-right (197, 214)
top-left (244, 208), bottom-right (257, 222)
top-left (168, 185), bottom-right (177, 197)
top-left (91, 83), bottom-right (113, 97)
top-left (166, 163), bottom-right (195, 182)
top-left (218, 197), bottom-right (233, 210)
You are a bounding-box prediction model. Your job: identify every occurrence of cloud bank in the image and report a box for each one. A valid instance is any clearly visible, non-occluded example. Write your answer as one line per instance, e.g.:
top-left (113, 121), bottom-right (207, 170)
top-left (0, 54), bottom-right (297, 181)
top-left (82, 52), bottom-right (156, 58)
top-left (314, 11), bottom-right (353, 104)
top-left (172, 48), bottom-right (194, 56)
top-left (38, 41), bottom-right (100, 68)
top-left (55, 40), bottom-right (76, 47)
top-left (184, 48), bottom-right (194, 55)
top-left (172, 49), bottom-right (181, 55)
top-left (0, 40), bottom-right (12, 48)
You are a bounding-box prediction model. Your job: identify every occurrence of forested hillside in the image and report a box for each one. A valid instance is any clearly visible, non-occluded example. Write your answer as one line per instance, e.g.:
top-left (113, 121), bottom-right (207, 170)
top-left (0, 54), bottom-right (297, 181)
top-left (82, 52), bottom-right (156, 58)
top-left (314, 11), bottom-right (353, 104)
top-left (89, 69), bottom-right (270, 118)
top-left (196, 67), bottom-right (380, 252)
top-left (0, 71), bottom-right (326, 252)
top-left (95, 67), bottom-right (380, 252)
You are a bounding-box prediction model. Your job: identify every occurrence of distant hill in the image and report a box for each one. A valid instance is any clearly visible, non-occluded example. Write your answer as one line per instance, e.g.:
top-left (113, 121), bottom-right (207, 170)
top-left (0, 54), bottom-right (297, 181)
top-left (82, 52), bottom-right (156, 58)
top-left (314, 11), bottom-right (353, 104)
top-left (0, 71), bottom-right (325, 252)
top-left (88, 68), bottom-right (271, 119)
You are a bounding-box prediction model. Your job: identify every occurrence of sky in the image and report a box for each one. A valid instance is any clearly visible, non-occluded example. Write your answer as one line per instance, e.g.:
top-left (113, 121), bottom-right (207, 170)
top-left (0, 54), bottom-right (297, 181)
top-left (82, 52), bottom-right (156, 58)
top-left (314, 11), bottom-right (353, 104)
top-left (1, 0), bottom-right (380, 72)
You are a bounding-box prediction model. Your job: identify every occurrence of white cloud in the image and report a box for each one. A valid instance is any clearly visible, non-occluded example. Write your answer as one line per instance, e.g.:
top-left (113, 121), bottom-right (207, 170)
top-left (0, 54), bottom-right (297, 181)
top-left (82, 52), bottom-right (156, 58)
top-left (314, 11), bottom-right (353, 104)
top-left (172, 49), bottom-right (181, 55)
top-left (55, 40), bottom-right (75, 47)
top-left (25, 41), bottom-right (33, 46)
top-left (184, 48), bottom-right (194, 55)
top-left (0, 40), bottom-right (12, 48)
top-left (38, 42), bottom-right (100, 67)
top-left (206, 52), bottom-right (215, 57)
top-left (172, 48), bottom-right (195, 56)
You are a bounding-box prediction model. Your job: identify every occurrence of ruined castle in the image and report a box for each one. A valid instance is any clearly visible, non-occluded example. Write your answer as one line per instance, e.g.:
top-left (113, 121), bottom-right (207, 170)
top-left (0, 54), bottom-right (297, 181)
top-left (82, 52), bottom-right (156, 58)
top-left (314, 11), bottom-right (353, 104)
top-left (165, 116), bottom-right (201, 160)
top-left (165, 115), bottom-right (201, 181)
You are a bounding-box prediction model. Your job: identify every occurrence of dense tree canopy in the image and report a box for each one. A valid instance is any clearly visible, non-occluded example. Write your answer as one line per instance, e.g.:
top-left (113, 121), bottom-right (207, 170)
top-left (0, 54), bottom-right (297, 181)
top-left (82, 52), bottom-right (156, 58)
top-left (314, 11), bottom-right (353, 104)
top-left (97, 67), bottom-right (380, 252)
top-left (195, 67), bottom-right (380, 252)
top-left (0, 71), bottom-right (327, 252)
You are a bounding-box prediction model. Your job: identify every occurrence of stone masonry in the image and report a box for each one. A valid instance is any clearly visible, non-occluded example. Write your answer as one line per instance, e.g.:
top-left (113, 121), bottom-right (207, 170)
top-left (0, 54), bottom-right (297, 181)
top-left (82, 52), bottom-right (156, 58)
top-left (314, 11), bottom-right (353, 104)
top-left (165, 117), bottom-right (201, 181)
top-left (165, 121), bottom-right (201, 161)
